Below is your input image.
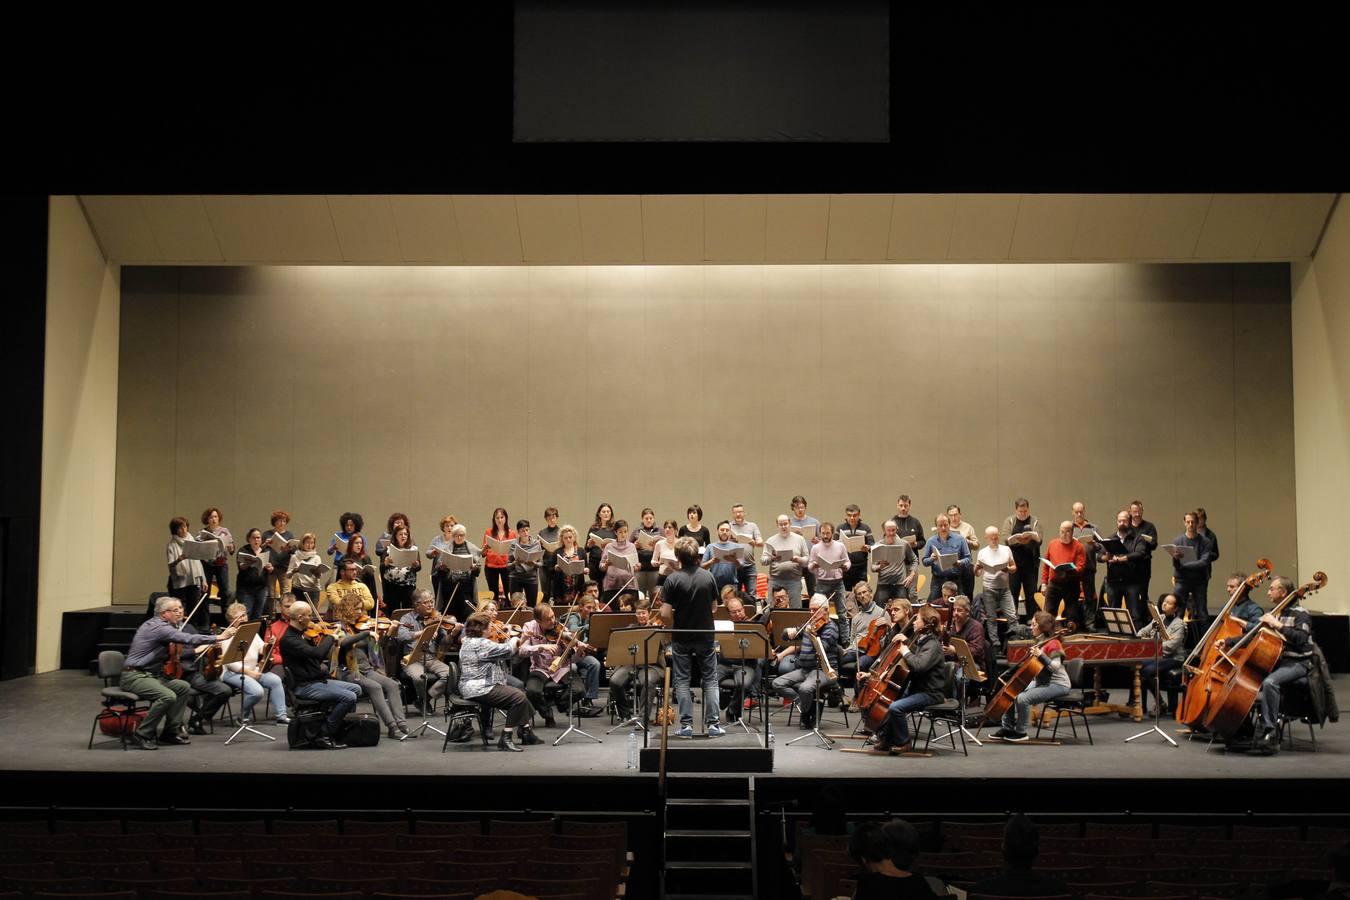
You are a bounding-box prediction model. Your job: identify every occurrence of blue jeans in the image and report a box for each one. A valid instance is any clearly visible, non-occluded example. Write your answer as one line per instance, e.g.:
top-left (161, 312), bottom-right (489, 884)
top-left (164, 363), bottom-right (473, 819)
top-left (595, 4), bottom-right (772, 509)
top-left (222, 669), bottom-right (287, 720)
top-left (929, 571), bottom-right (961, 601)
top-left (1002, 683), bottom-right (1069, 734)
top-left (882, 691), bottom-right (933, 745)
top-left (1257, 660), bottom-right (1309, 732)
top-left (235, 584), bottom-right (268, 620)
top-left (671, 640), bottom-right (720, 728)
top-left (738, 565), bottom-right (757, 595)
top-left (817, 580), bottom-right (845, 615)
top-left (575, 654), bottom-right (601, 701)
top-left (294, 678), bottom-right (361, 731)
top-left (770, 578), bottom-right (803, 609)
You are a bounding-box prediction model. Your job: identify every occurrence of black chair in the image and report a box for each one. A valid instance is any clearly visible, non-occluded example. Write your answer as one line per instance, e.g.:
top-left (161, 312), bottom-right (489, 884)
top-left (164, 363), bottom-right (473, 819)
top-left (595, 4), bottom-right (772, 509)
top-left (88, 651), bottom-right (148, 750)
top-left (1035, 657), bottom-right (1093, 744)
top-left (915, 661), bottom-right (968, 756)
top-left (440, 662), bottom-right (493, 752)
top-left (280, 668), bottom-right (335, 748)
top-left (1275, 678), bottom-right (1319, 750)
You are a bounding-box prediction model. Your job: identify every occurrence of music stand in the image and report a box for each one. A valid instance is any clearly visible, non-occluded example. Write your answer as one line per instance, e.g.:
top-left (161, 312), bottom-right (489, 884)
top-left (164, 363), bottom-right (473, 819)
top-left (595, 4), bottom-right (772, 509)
top-left (946, 636), bottom-right (985, 748)
top-left (1099, 607), bottom-right (1136, 635)
top-left (715, 627), bottom-right (771, 745)
top-left (1125, 602), bottom-right (1177, 747)
top-left (551, 636), bottom-right (605, 746)
top-left (604, 626), bottom-right (651, 734)
top-left (220, 622), bottom-right (271, 745)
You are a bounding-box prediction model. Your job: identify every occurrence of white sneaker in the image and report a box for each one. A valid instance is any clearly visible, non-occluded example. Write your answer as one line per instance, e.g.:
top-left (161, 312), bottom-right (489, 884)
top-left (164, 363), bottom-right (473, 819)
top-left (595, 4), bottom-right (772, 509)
top-left (675, 725), bottom-right (694, 738)
top-left (707, 723), bottom-right (726, 738)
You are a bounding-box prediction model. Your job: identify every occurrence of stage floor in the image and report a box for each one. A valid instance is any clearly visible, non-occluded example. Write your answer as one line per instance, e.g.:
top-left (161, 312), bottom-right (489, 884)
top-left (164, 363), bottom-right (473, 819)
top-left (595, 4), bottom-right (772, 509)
top-left (3, 670), bottom-right (1348, 784)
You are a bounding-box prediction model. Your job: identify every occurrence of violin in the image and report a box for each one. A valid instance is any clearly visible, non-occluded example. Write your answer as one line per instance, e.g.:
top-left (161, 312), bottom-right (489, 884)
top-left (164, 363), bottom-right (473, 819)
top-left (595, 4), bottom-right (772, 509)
top-left (304, 620), bottom-right (344, 644)
top-left (163, 643), bottom-right (184, 679)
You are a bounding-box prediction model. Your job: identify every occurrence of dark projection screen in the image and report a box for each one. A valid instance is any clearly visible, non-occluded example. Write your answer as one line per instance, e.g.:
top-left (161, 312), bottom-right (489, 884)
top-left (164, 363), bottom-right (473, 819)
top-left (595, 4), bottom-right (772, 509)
top-left (514, 0), bottom-right (888, 142)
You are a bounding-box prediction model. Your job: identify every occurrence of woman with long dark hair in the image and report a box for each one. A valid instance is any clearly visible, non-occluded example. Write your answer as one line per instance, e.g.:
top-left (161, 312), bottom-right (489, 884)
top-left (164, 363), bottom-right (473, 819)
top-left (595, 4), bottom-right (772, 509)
top-left (380, 523), bottom-right (421, 611)
top-left (586, 502), bottom-right (616, 584)
top-left (482, 507), bottom-right (515, 600)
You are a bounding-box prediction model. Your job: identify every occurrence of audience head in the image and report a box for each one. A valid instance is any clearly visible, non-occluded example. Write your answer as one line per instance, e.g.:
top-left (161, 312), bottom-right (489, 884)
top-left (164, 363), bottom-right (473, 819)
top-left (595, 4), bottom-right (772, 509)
top-left (849, 818), bottom-right (921, 870)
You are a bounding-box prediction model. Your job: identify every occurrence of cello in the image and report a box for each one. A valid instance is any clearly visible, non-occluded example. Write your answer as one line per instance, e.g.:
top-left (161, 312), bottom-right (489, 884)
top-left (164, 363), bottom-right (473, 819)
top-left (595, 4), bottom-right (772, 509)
top-left (1200, 572), bottom-right (1327, 737)
top-left (853, 625), bottom-right (911, 734)
top-left (1175, 558), bottom-right (1271, 726)
top-left (983, 628), bottom-right (1069, 724)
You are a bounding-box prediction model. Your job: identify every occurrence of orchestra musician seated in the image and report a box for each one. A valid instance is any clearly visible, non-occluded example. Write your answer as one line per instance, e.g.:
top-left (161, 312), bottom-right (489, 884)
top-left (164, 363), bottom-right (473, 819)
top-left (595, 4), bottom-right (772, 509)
top-left (717, 594), bottom-right (761, 723)
top-left (869, 606), bottom-right (945, 754)
top-left (943, 596), bottom-right (989, 704)
top-left (839, 582), bottom-right (887, 687)
top-left (1133, 593), bottom-right (1186, 717)
top-left (279, 600), bottom-right (363, 749)
top-left (333, 591), bottom-right (411, 740)
top-left (771, 594), bottom-right (840, 731)
top-left (859, 597), bottom-right (913, 687)
top-left (609, 597), bottom-right (663, 722)
top-left (519, 602), bottom-right (602, 726)
top-left (1216, 574), bottom-right (1315, 754)
top-left (396, 588), bottom-right (453, 714)
top-left (457, 611), bottom-right (535, 751)
top-left (991, 611), bottom-right (1069, 742)
top-left (561, 588), bottom-right (604, 714)
top-left (220, 601), bottom-right (289, 726)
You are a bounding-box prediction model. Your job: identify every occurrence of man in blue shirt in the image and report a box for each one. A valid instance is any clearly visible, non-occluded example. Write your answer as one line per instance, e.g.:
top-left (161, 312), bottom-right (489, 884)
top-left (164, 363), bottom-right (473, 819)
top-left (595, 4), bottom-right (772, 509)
top-left (922, 514), bottom-right (971, 602)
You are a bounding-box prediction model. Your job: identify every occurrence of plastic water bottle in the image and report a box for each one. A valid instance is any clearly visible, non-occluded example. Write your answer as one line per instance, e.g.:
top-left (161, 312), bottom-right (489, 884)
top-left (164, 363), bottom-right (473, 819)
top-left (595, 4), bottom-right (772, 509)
top-left (767, 728), bottom-right (775, 747)
top-left (627, 729), bottom-right (639, 769)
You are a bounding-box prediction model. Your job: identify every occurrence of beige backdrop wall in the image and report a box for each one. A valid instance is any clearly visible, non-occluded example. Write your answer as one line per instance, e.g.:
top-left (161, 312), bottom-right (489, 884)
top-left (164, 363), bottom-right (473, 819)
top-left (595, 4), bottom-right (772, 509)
top-left (40, 197), bottom-right (120, 672)
top-left (1294, 199), bottom-right (1348, 613)
top-left (113, 263), bottom-right (1297, 609)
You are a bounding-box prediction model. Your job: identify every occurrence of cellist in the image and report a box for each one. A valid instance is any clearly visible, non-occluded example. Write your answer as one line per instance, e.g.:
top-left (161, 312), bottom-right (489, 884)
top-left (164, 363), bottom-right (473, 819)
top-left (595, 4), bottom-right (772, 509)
top-left (991, 611), bottom-right (1070, 742)
top-left (1215, 575), bottom-right (1315, 753)
top-left (870, 606), bottom-right (945, 754)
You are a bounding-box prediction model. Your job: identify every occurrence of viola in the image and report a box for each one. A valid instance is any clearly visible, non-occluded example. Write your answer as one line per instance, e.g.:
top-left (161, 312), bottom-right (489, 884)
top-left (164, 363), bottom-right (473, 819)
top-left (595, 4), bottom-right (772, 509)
top-left (983, 628), bottom-right (1070, 724)
top-left (163, 642), bottom-right (184, 679)
top-left (1176, 558), bottom-right (1272, 726)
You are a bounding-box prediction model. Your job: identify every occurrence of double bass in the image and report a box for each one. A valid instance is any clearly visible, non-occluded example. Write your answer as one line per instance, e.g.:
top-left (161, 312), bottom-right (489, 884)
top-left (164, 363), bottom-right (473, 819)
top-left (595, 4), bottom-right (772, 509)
top-left (1199, 572), bottom-right (1327, 737)
top-left (1175, 558), bottom-right (1271, 726)
top-left (983, 628), bottom-right (1069, 724)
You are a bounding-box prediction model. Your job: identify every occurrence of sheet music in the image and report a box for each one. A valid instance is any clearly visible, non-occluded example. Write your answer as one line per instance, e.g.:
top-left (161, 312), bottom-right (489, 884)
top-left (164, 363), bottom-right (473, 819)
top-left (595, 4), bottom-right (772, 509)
top-left (238, 551), bottom-right (268, 572)
top-left (512, 544), bottom-right (544, 565)
top-left (1161, 543), bottom-right (1197, 564)
top-left (555, 556), bottom-right (586, 576)
top-left (334, 534), bottom-right (349, 555)
top-left (840, 533), bottom-right (867, 554)
top-left (790, 524), bottom-right (816, 541)
top-left (633, 530), bottom-right (659, 550)
top-left (933, 550), bottom-right (958, 571)
top-left (442, 553), bottom-right (474, 574)
top-left (296, 560), bottom-right (331, 578)
top-left (587, 533), bottom-right (615, 549)
top-left (871, 543), bottom-right (908, 567)
top-left (485, 536), bottom-right (513, 556)
top-left (182, 536), bottom-right (224, 562)
top-left (713, 545), bottom-right (745, 563)
top-left (538, 537), bottom-right (561, 553)
top-left (605, 548), bottom-right (636, 571)
top-left (267, 533), bottom-right (299, 553)
top-left (773, 545), bottom-right (797, 561)
top-left (815, 554), bottom-right (846, 572)
top-left (386, 546), bottom-right (419, 567)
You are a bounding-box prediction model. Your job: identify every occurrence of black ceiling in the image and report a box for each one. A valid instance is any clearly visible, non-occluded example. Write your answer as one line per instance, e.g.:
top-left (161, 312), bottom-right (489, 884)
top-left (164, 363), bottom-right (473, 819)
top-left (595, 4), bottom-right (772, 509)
top-left (13, 3), bottom-right (1341, 194)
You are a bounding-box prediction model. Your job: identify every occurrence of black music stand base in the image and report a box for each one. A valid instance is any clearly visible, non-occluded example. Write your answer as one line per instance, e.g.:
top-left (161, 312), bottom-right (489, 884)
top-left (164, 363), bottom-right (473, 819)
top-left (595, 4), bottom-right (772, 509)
top-left (554, 675), bottom-right (602, 746)
top-left (1125, 639), bottom-right (1178, 747)
top-left (784, 696), bottom-right (834, 750)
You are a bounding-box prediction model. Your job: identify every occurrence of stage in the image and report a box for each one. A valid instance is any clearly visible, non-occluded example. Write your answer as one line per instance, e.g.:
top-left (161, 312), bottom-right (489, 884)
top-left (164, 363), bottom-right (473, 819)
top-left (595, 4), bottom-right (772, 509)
top-left (5, 670), bottom-right (1348, 794)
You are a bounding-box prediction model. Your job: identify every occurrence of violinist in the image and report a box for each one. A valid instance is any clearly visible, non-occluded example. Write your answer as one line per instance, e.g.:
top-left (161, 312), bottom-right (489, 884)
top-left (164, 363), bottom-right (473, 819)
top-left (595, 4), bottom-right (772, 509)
top-left (458, 612), bottom-right (537, 751)
top-left (220, 601), bottom-right (290, 725)
top-left (771, 593), bottom-right (839, 732)
top-left (991, 611), bottom-right (1070, 742)
top-left (519, 603), bottom-right (599, 727)
top-left (716, 595), bottom-right (760, 724)
top-left (397, 588), bottom-right (453, 710)
top-left (1216, 575), bottom-right (1314, 752)
top-left (610, 597), bottom-right (663, 722)
top-left (279, 600), bottom-right (363, 749)
top-left (176, 615), bottom-right (234, 735)
top-left (333, 591), bottom-right (411, 739)
top-left (839, 583), bottom-right (887, 687)
top-left (871, 606), bottom-right (945, 754)
top-left (320, 558), bottom-right (376, 623)
top-left (561, 589), bottom-right (603, 716)
top-left (120, 596), bottom-right (240, 750)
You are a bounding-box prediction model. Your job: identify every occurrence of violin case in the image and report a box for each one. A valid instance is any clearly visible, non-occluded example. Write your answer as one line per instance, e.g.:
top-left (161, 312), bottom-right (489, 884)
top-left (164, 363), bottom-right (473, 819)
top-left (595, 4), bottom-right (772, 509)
top-left (338, 714), bottom-right (382, 747)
